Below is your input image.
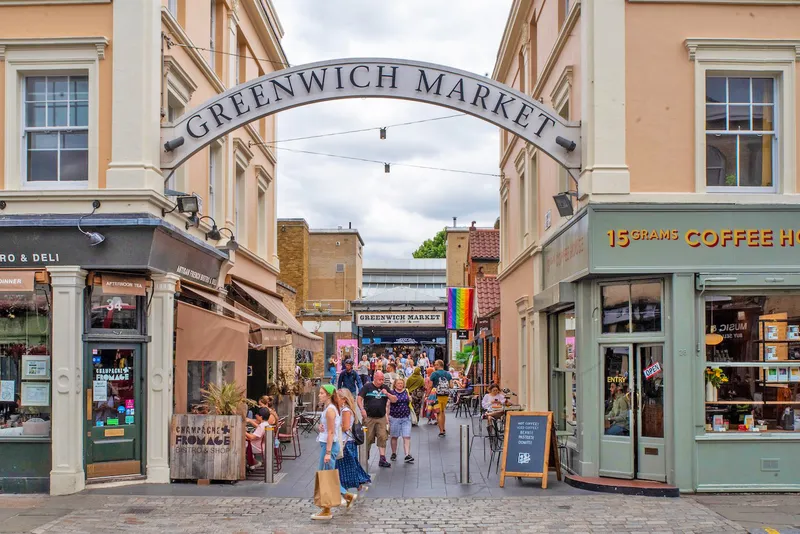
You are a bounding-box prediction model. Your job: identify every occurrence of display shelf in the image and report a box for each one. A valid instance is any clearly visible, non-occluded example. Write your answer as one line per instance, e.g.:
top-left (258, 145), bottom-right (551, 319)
top-left (705, 401), bottom-right (800, 405)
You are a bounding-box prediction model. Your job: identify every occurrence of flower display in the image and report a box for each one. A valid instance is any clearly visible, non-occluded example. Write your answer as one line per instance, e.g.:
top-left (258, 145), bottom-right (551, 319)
top-left (705, 367), bottom-right (729, 388)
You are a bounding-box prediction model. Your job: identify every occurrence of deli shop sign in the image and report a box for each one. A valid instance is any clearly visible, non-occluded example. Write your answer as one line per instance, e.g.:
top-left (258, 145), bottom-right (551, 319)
top-left (356, 312), bottom-right (445, 327)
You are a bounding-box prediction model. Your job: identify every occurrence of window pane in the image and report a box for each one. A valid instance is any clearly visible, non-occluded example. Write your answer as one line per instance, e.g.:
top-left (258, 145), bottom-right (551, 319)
top-left (27, 149), bottom-right (58, 181)
top-left (70, 102), bottom-right (88, 127)
top-left (706, 77), bottom-right (726, 104)
top-left (61, 131), bottom-right (87, 149)
top-left (705, 104), bottom-right (726, 130)
top-left (25, 77), bottom-right (47, 102)
top-left (48, 77), bottom-right (68, 101)
top-left (60, 150), bottom-right (88, 181)
top-left (706, 135), bottom-right (736, 187)
top-left (739, 134), bottom-right (772, 187)
top-left (603, 346), bottom-right (630, 436)
top-left (601, 284), bottom-right (630, 334)
top-left (28, 132), bottom-right (57, 150)
top-left (90, 349), bottom-right (135, 427)
top-left (186, 361), bottom-right (236, 413)
top-left (752, 105), bottom-right (774, 132)
top-left (729, 77), bottom-right (750, 103)
top-left (48, 103), bottom-right (67, 127)
top-left (70, 77), bottom-right (89, 100)
top-left (90, 293), bottom-right (139, 330)
top-left (728, 105), bottom-right (750, 131)
top-left (25, 103), bottom-right (47, 127)
top-left (752, 78), bottom-right (774, 104)
top-left (631, 282), bottom-right (662, 332)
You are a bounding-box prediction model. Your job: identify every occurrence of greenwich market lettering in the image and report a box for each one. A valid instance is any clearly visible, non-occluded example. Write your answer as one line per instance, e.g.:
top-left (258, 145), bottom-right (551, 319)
top-left (606, 228), bottom-right (800, 248)
top-left (163, 59), bottom-right (580, 172)
top-left (356, 312), bottom-right (444, 326)
top-left (185, 67), bottom-right (556, 139)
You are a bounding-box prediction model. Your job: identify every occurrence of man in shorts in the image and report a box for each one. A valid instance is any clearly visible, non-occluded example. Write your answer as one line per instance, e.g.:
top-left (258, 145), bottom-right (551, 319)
top-left (428, 360), bottom-right (453, 437)
top-left (358, 370), bottom-right (397, 467)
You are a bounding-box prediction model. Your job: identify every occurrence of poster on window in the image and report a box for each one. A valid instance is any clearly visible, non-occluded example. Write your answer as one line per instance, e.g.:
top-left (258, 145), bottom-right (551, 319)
top-left (22, 355), bottom-right (50, 380)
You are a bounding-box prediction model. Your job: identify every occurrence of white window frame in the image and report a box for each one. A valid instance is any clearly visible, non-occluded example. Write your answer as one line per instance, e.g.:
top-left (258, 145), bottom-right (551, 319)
top-left (168, 0), bottom-right (178, 17)
top-left (256, 173), bottom-right (268, 258)
top-left (209, 0), bottom-right (217, 70)
top-left (500, 180), bottom-right (510, 269)
top-left (515, 150), bottom-right (527, 250)
top-left (686, 39), bottom-right (797, 195)
top-left (208, 138), bottom-right (223, 222)
top-left (551, 66), bottom-right (573, 196)
top-left (527, 146), bottom-right (539, 242)
top-left (2, 38), bottom-right (106, 190)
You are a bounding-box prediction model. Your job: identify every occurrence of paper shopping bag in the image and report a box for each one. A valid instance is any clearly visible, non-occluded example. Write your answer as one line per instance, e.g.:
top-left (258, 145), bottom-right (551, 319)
top-left (314, 469), bottom-right (342, 508)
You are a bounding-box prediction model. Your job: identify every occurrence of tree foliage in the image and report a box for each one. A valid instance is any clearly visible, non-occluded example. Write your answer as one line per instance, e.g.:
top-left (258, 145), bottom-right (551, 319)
top-left (412, 228), bottom-right (447, 258)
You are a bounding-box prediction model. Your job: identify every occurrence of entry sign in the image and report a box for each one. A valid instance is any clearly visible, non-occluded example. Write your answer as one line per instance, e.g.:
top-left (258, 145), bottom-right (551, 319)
top-left (456, 330), bottom-right (469, 340)
top-left (643, 361), bottom-right (662, 380)
top-left (499, 411), bottom-right (561, 488)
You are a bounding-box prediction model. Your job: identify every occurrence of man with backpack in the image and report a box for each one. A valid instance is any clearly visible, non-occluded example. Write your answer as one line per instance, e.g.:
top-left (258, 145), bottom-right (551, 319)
top-left (428, 360), bottom-right (453, 437)
top-left (337, 359), bottom-right (363, 396)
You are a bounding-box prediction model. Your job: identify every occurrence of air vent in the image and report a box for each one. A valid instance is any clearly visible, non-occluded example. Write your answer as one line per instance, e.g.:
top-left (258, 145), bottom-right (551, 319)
top-left (760, 458), bottom-right (780, 472)
top-left (336, 263), bottom-right (345, 273)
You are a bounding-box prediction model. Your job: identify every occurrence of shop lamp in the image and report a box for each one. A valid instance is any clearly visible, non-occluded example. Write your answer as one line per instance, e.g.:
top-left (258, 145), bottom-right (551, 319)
top-left (380, 127), bottom-right (387, 140)
top-left (217, 227), bottom-right (239, 252)
top-left (705, 333), bottom-right (724, 346)
top-left (176, 195), bottom-right (200, 215)
top-left (77, 200), bottom-right (105, 247)
top-left (553, 191), bottom-right (578, 217)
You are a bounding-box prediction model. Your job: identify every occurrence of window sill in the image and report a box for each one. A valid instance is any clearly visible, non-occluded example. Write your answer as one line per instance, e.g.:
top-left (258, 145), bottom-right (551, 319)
top-left (705, 186), bottom-right (777, 194)
top-left (697, 431), bottom-right (800, 441)
top-left (22, 181), bottom-right (89, 190)
top-left (0, 436), bottom-right (51, 443)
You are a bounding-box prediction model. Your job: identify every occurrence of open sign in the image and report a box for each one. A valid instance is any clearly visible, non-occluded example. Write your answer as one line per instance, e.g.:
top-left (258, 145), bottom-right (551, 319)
top-left (643, 361), bottom-right (662, 380)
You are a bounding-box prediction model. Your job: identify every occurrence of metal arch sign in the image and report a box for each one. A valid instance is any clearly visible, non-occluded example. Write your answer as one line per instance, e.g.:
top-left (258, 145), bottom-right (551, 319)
top-left (160, 58), bottom-right (581, 171)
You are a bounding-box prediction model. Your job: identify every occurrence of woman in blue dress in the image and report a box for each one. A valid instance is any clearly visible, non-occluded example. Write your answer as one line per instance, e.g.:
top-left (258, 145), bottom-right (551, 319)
top-left (336, 388), bottom-right (371, 493)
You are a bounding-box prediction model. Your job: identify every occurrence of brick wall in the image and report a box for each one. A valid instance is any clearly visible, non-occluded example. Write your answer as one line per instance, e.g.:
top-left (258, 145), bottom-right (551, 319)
top-left (276, 281), bottom-right (298, 383)
top-left (446, 230), bottom-right (469, 287)
top-left (277, 219), bottom-right (309, 307)
top-left (308, 232), bottom-right (360, 309)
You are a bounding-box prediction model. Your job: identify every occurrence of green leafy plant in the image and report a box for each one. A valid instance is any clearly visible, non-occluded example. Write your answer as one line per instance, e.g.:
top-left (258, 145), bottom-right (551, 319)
top-left (200, 382), bottom-right (247, 416)
top-left (724, 173), bottom-right (737, 186)
top-left (412, 228), bottom-right (446, 258)
top-left (453, 345), bottom-right (481, 368)
top-left (298, 363), bottom-right (314, 379)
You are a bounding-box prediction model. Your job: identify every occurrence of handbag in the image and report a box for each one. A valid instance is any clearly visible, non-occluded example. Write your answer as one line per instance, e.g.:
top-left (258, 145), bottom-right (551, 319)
top-left (409, 402), bottom-right (418, 426)
top-left (314, 468), bottom-right (342, 508)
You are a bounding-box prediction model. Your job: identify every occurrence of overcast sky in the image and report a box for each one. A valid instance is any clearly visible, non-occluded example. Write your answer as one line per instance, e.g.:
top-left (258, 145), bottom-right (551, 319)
top-left (271, 0), bottom-right (512, 260)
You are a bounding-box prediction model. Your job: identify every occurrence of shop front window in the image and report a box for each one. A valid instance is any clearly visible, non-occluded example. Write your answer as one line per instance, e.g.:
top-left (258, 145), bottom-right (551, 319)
top-left (705, 295), bottom-right (800, 433)
top-left (187, 361), bottom-right (235, 413)
top-left (91, 348), bottom-right (135, 427)
top-left (603, 346), bottom-right (631, 436)
top-left (0, 288), bottom-right (51, 438)
top-left (601, 281), bottom-right (662, 334)
top-left (551, 310), bottom-right (577, 431)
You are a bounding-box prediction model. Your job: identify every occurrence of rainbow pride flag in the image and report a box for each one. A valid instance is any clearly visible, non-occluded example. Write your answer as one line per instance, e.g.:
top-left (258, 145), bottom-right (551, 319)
top-left (447, 287), bottom-right (474, 330)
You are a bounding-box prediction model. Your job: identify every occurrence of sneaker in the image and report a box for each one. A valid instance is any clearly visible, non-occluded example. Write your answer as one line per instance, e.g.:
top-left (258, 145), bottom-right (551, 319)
top-left (379, 458), bottom-right (392, 468)
top-left (344, 492), bottom-right (358, 508)
top-left (404, 455), bottom-right (415, 463)
top-left (438, 432), bottom-right (446, 437)
top-left (390, 453), bottom-right (397, 461)
top-left (311, 508), bottom-right (333, 521)
top-left (252, 461), bottom-right (262, 469)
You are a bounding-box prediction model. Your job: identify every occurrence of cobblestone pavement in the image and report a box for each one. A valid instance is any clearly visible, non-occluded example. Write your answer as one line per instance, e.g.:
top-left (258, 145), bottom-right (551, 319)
top-left (0, 494), bottom-right (748, 533)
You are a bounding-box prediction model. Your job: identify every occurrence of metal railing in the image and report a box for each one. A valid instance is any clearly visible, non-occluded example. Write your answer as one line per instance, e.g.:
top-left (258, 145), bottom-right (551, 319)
top-left (301, 299), bottom-right (351, 314)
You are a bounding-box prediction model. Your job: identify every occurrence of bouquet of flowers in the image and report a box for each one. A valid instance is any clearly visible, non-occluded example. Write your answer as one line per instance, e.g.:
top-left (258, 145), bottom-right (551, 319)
top-left (705, 367), bottom-right (729, 388)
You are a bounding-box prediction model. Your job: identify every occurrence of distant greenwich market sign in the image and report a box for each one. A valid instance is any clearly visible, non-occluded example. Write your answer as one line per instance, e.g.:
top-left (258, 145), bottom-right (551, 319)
top-left (356, 312), bottom-right (445, 327)
top-left (161, 58), bottom-right (581, 171)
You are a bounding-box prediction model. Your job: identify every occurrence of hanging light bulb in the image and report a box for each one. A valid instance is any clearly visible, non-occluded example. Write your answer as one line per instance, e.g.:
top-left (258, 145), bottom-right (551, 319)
top-left (380, 127), bottom-right (387, 140)
top-left (384, 163), bottom-right (391, 173)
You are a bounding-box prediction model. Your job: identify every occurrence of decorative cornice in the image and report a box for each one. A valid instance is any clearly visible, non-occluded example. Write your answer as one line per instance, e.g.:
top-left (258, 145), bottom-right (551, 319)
top-left (685, 38), bottom-right (800, 61)
top-left (532, 1), bottom-right (580, 99)
top-left (233, 137), bottom-right (255, 166)
top-left (164, 55), bottom-right (199, 102)
top-left (254, 164), bottom-right (273, 185)
top-left (0, 37), bottom-right (108, 61)
top-left (550, 65), bottom-right (574, 107)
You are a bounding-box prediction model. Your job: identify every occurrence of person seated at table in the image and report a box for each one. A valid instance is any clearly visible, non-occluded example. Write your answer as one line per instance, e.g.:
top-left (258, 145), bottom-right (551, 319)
top-left (454, 375), bottom-right (474, 406)
top-left (482, 384), bottom-right (508, 423)
top-left (246, 395), bottom-right (277, 428)
top-left (245, 407), bottom-right (271, 470)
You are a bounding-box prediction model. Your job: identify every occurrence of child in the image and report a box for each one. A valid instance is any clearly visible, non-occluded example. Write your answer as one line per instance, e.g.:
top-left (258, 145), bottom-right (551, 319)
top-left (426, 386), bottom-right (439, 425)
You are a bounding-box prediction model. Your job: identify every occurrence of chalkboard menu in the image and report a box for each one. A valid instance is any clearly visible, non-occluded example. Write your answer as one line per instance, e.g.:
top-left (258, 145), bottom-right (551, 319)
top-left (499, 411), bottom-right (560, 488)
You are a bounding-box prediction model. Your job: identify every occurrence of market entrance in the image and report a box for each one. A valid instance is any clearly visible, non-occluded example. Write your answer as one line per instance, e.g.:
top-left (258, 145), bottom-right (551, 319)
top-left (599, 344), bottom-right (666, 482)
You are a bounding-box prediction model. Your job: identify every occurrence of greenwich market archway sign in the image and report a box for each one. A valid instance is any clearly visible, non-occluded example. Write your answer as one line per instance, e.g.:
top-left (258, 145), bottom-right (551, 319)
top-left (160, 58), bottom-right (581, 171)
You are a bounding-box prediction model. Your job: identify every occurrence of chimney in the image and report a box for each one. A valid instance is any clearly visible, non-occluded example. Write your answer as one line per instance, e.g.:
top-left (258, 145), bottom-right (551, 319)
top-left (470, 221), bottom-right (477, 230)
top-left (452, 217), bottom-right (457, 227)
top-left (349, 222), bottom-right (352, 229)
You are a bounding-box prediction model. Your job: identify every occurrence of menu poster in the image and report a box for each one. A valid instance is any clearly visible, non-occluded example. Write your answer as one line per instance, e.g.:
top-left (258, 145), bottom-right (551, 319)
top-left (0, 380), bottom-right (15, 402)
top-left (21, 382), bottom-right (49, 406)
top-left (93, 380), bottom-right (108, 403)
top-left (22, 355), bottom-right (50, 380)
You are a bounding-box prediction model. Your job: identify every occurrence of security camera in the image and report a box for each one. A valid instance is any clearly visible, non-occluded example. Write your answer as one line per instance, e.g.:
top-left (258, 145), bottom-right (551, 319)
top-left (555, 136), bottom-right (576, 152)
top-left (163, 136), bottom-right (185, 152)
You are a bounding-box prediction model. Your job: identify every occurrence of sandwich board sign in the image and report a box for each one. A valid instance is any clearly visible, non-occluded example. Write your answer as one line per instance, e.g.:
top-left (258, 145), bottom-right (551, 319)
top-left (499, 411), bottom-right (561, 488)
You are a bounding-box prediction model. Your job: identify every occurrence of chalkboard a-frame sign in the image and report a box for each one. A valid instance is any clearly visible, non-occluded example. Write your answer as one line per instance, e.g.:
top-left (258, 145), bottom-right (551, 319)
top-left (499, 411), bottom-right (561, 488)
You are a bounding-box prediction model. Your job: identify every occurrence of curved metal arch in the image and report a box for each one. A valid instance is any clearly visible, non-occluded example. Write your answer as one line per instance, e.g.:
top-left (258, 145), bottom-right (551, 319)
top-left (160, 58), bottom-right (580, 171)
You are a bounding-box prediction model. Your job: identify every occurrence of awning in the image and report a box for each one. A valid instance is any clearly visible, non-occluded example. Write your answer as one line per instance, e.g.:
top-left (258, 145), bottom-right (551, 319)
top-left (182, 285), bottom-right (287, 348)
top-left (232, 281), bottom-right (323, 352)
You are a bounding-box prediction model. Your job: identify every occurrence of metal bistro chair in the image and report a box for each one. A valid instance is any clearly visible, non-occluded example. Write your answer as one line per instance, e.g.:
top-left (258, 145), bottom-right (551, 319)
top-left (468, 408), bottom-right (492, 462)
top-left (486, 417), bottom-right (505, 478)
top-left (278, 415), bottom-right (302, 459)
top-left (454, 392), bottom-right (475, 418)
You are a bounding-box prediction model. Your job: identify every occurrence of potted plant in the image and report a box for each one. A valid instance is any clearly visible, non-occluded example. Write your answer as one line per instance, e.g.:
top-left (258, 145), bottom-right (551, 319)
top-left (704, 367), bottom-right (728, 402)
top-left (201, 382), bottom-right (248, 416)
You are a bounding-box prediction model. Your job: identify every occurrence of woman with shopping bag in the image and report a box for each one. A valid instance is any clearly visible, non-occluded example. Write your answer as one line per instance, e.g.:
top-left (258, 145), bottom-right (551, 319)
top-left (313, 384), bottom-right (357, 521)
top-left (336, 388), bottom-right (371, 493)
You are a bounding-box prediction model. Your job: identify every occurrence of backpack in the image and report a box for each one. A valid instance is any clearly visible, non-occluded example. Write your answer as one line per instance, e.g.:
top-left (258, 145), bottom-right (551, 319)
top-left (436, 374), bottom-right (452, 396)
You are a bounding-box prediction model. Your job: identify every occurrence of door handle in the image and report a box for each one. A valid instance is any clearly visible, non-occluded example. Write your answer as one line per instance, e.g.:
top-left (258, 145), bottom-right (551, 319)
top-left (86, 389), bottom-right (92, 421)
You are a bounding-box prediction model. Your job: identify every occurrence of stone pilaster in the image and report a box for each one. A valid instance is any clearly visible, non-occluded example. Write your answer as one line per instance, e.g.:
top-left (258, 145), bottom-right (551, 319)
top-left (146, 273), bottom-right (179, 483)
top-left (47, 266), bottom-right (87, 496)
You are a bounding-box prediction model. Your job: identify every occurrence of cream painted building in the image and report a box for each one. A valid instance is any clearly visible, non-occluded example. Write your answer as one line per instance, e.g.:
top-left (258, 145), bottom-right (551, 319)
top-left (0, 0), bottom-right (320, 495)
top-left (496, 0), bottom-right (800, 492)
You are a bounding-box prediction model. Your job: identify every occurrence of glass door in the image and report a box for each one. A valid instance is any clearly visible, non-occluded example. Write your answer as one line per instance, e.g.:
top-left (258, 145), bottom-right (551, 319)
top-left (84, 345), bottom-right (143, 479)
top-left (636, 345), bottom-right (666, 481)
top-left (599, 345), bottom-right (634, 479)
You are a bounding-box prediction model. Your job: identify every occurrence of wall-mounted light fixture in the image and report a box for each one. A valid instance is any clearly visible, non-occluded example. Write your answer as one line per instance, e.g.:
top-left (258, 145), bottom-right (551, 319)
top-left (78, 200), bottom-right (105, 246)
top-left (379, 127), bottom-right (387, 140)
top-left (384, 163), bottom-right (390, 173)
top-left (216, 227), bottom-right (238, 252)
top-left (552, 191), bottom-right (578, 217)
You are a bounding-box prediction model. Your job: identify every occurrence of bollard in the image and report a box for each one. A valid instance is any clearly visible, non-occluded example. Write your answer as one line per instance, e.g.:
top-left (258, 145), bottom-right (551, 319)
top-left (359, 426), bottom-right (370, 471)
top-left (264, 426), bottom-right (274, 483)
top-left (459, 424), bottom-right (470, 484)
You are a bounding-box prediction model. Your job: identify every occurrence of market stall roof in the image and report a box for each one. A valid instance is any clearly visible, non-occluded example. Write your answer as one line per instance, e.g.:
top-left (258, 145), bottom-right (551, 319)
top-left (182, 285), bottom-right (287, 348)
top-left (232, 281), bottom-right (322, 352)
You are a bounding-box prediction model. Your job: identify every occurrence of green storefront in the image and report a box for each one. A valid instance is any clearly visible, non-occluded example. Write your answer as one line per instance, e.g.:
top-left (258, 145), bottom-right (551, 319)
top-left (536, 204), bottom-right (800, 492)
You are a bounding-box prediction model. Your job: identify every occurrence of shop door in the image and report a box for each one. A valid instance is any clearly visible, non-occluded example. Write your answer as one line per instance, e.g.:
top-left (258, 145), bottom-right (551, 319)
top-left (84, 345), bottom-right (143, 479)
top-left (599, 344), bottom-right (666, 481)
